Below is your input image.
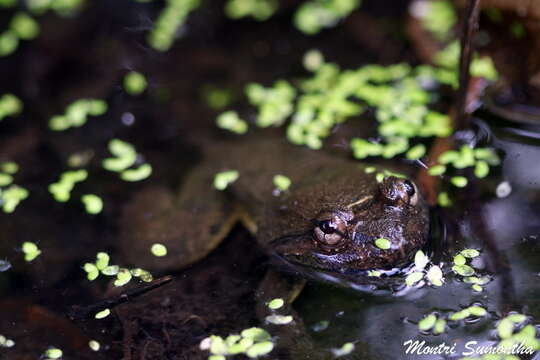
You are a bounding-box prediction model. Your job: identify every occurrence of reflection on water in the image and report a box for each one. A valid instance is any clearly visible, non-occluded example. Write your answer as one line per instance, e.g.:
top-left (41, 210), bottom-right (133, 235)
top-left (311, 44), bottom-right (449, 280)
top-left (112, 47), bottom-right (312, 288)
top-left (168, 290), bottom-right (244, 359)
top-left (293, 120), bottom-right (540, 360)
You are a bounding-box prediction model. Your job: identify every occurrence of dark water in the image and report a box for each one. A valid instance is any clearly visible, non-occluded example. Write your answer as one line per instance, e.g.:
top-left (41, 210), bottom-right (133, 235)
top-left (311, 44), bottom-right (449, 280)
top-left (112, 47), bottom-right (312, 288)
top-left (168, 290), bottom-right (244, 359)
top-left (1, 1), bottom-right (540, 360)
top-left (293, 117), bottom-right (540, 360)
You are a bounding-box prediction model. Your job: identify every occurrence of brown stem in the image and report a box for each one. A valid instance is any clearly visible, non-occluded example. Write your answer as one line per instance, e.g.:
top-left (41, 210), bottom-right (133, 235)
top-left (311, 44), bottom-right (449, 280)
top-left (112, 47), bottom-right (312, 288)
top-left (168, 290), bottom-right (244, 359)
top-left (456, 0), bottom-right (482, 130)
top-left (68, 275), bottom-right (174, 321)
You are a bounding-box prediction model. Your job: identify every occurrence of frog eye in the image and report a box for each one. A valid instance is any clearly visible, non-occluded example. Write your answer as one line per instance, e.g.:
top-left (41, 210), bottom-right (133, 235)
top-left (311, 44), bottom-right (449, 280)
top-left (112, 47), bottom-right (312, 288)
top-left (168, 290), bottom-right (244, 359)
top-left (380, 177), bottom-right (419, 206)
top-left (313, 215), bottom-right (348, 247)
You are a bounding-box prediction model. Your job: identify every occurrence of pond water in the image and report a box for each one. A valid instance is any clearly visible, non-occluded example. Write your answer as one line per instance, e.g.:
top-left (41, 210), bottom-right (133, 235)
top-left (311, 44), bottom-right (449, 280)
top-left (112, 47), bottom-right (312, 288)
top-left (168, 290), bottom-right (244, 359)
top-left (1, 1), bottom-right (540, 360)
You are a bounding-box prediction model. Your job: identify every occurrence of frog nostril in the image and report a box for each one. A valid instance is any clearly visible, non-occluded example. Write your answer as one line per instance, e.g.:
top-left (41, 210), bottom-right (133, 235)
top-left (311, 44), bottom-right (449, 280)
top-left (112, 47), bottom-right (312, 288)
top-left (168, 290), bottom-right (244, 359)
top-left (353, 232), bottom-right (373, 244)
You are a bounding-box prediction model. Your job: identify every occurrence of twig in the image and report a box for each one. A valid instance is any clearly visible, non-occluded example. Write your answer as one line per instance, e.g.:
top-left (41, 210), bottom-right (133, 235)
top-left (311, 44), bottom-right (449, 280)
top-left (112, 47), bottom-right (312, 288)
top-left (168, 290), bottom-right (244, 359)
top-left (456, 0), bottom-right (482, 130)
top-left (68, 275), bottom-right (174, 321)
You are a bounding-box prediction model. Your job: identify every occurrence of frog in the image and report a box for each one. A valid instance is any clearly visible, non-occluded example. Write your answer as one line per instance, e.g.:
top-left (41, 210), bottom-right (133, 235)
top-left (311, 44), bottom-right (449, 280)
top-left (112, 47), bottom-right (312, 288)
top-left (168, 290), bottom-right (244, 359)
top-left (119, 135), bottom-right (429, 281)
top-left (118, 133), bottom-right (429, 358)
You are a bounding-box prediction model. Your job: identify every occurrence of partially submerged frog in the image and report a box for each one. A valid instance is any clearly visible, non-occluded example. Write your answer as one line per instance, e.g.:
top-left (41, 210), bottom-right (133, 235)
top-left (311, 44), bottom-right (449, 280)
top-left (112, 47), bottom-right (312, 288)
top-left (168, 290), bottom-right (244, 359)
top-left (120, 136), bottom-right (429, 288)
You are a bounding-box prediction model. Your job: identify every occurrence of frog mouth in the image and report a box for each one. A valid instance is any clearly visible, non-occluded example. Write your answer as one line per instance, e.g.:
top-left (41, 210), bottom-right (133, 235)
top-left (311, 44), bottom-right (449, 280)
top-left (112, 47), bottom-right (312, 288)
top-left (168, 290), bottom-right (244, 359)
top-left (268, 233), bottom-right (350, 273)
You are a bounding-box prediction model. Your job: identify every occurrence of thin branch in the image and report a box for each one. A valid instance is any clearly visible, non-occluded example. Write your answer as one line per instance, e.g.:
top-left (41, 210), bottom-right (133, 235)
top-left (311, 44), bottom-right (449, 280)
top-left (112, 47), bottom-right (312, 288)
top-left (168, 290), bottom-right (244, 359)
top-left (456, 0), bottom-right (482, 130)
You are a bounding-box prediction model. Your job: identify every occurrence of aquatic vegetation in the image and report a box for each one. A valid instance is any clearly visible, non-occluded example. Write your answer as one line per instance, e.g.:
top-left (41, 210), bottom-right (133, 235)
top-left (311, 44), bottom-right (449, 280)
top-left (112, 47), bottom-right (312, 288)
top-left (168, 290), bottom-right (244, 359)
top-left (405, 250), bottom-right (444, 287)
top-left (272, 174), bottom-right (291, 192)
top-left (48, 169), bottom-right (88, 202)
top-left (225, 0), bottom-right (278, 21)
top-left (451, 248), bottom-right (490, 292)
top-left (0, 12), bottom-right (39, 56)
top-left (374, 237), bottom-right (391, 250)
top-left (214, 170), bottom-right (239, 190)
top-left (435, 146), bottom-right (500, 179)
top-left (410, 0), bottom-right (456, 41)
top-left (0, 334), bottom-right (15, 348)
top-left (120, 163), bottom-right (153, 182)
top-left (150, 243), bottom-right (168, 257)
top-left (265, 314), bottom-right (293, 325)
top-left (49, 98), bottom-right (107, 131)
top-left (123, 71), bottom-right (148, 96)
top-left (0, 161), bottom-right (29, 213)
top-left (10, 12), bottom-right (40, 40)
top-left (267, 298), bottom-right (284, 310)
top-left (294, 0), bottom-right (360, 35)
top-left (246, 81), bottom-right (296, 127)
top-left (94, 308), bottom-right (110, 319)
top-left (0, 94), bottom-right (22, 121)
top-left (83, 251), bottom-right (153, 285)
top-left (81, 194), bottom-right (103, 214)
top-left (202, 86), bottom-right (234, 110)
top-left (22, 241), bottom-right (41, 262)
top-left (330, 342), bottom-right (355, 357)
top-left (200, 327), bottom-right (274, 359)
top-left (44, 347), bottom-right (63, 359)
top-left (217, 49), bottom-right (496, 165)
top-left (147, 0), bottom-right (201, 51)
top-left (103, 139), bottom-right (153, 181)
top-left (217, 111), bottom-right (248, 134)
top-left (88, 340), bottom-right (100, 351)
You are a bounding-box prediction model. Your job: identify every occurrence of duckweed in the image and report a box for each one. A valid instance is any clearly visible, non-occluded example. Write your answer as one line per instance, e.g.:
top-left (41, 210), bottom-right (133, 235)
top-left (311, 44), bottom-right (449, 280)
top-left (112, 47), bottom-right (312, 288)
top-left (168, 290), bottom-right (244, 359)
top-left (114, 268), bottom-right (132, 287)
top-left (10, 12), bottom-right (40, 40)
top-left (22, 241), bottom-right (41, 262)
top-left (81, 194), bottom-right (103, 214)
top-left (216, 111), bottom-right (248, 134)
top-left (214, 170), bottom-right (239, 190)
top-left (49, 99), bottom-right (107, 131)
top-left (123, 71), bottom-right (147, 95)
top-left (426, 265), bottom-right (443, 287)
top-left (265, 314), bottom-right (293, 325)
top-left (412, 0), bottom-right (456, 41)
top-left (267, 298), bottom-right (284, 310)
top-left (102, 139), bottom-right (137, 172)
top-left (95, 308), bottom-right (110, 319)
top-left (450, 176), bottom-right (468, 188)
top-left (418, 314), bottom-right (437, 331)
top-left (437, 192), bottom-right (451, 207)
top-left (0, 185), bottom-right (29, 213)
top-left (414, 250), bottom-right (429, 270)
top-left (0, 31), bottom-right (18, 56)
top-left (147, 0), bottom-right (201, 51)
top-left (151, 243), bottom-right (168, 257)
top-left (294, 0), bottom-right (360, 35)
top-left (406, 144), bottom-right (426, 160)
top-left (0, 94), bottom-right (22, 121)
top-left (225, 0), bottom-right (277, 21)
top-left (374, 237), bottom-right (391, 250)
top-left (433, 319), bottom-right (446, 335)
top-left (460, 249), bottom-right (480, 258)
top-left (452, 264), bottom-right (474, 277)
top-left (405, 271), bottom-right (424, 286)
top-left (88, 340), bottom-right (100, 351)
top-left (44, 348), bottom-right (62, 359)
top-left (246, 80), bottom-right (296, 127)
top-left (120, 163), bottom-right (153, 181)
top-left (200, 327), bottom-right (275, 359)
top-left (330, 342), bottom-right (355, 357)
top-left (1, 162), bottom-right (18, 174)
top-left (273, 174), bottom-right (291, 192)
top-left (0, 334), bottom-right (15, 348)
top-left (48, 169), bottom-right (88, 202)
top-left (245, 341), bottom-right (274, 358)
top-left (453, 254), bottom-right (466, 265)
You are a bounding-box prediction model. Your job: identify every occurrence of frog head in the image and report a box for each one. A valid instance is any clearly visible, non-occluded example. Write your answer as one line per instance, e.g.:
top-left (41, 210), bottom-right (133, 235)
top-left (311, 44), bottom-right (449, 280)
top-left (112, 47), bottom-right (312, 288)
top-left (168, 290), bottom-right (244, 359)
top-left (262, 167), bottom-right (429, 275)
